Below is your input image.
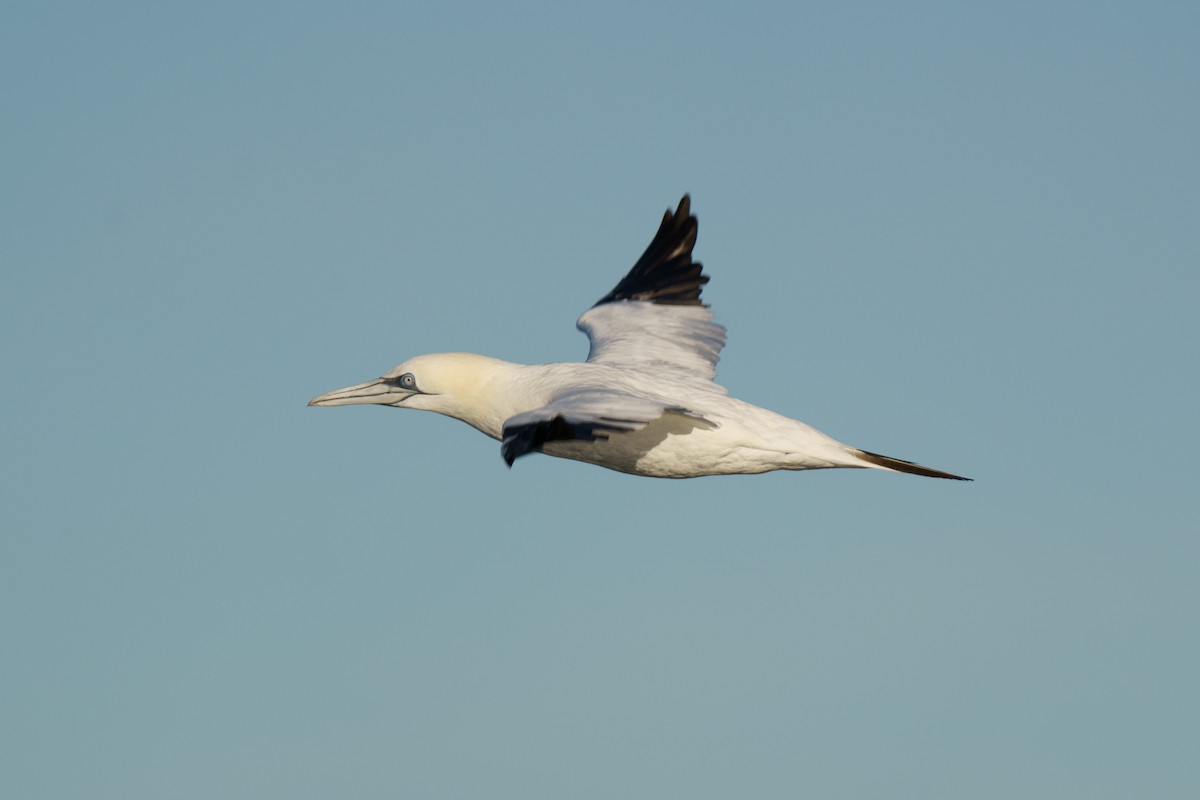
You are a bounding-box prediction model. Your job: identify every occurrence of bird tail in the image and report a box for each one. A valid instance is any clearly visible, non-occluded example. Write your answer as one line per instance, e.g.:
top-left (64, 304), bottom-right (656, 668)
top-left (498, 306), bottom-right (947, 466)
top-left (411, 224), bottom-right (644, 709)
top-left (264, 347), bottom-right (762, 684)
top-left (853, 449), bottom-right (971, 481)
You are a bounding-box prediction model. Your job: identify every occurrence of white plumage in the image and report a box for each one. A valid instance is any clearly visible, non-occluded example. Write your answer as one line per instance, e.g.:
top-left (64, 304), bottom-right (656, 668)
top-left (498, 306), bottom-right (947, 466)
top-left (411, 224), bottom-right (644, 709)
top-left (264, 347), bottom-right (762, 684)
top-left (309, 196), bottom-right (969, 481)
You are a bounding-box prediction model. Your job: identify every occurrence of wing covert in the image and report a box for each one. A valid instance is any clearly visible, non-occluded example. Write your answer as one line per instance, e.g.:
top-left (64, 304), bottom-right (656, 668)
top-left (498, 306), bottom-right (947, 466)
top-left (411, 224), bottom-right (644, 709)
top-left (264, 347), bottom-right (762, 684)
top-left (578, 303), bottom-right (726, 381)
top-left (500, 389), bottom-right (702, 466)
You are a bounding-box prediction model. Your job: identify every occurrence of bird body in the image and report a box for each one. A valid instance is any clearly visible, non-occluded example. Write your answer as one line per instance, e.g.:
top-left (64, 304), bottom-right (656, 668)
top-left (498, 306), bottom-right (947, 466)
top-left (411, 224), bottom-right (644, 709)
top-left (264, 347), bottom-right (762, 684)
top-left (310, 196), bottom-right (969, 481)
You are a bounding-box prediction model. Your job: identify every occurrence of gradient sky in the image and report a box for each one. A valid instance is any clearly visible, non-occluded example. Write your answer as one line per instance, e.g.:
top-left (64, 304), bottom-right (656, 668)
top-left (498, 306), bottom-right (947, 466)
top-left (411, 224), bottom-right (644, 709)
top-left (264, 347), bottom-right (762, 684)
top-left (3, 2), bottom-right (1198, 798)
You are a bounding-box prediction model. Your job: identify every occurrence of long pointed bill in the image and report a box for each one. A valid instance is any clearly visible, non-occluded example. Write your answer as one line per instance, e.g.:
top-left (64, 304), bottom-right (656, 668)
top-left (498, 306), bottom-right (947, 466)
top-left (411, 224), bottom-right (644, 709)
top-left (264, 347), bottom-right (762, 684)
top-left (308, 378), bottom-right (414, 407)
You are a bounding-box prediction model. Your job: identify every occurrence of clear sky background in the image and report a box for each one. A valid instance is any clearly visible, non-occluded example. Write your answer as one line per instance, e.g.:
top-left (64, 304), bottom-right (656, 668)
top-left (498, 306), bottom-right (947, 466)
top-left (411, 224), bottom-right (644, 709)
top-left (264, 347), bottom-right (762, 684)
top-left (3, 2), bottom-right (1198, 798)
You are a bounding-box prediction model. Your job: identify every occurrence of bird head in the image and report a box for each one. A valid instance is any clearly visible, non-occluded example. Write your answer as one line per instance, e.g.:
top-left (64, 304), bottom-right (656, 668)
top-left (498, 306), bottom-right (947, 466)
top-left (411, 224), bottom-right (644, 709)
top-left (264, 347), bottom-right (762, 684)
top-left (308, 352), bottom-right (512, 437)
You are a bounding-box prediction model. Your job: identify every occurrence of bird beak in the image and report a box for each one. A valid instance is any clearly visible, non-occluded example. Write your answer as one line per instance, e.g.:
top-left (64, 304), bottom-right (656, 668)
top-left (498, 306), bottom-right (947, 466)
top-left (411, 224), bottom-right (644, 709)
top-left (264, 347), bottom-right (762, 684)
top-left (308, 378), bottom-right (414, 407)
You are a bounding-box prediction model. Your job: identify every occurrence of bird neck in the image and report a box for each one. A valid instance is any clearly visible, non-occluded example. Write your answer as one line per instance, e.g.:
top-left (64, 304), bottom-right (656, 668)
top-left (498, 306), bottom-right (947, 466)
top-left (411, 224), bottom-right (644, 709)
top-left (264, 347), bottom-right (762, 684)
top-left (425, 354), bottom-right (537, 440)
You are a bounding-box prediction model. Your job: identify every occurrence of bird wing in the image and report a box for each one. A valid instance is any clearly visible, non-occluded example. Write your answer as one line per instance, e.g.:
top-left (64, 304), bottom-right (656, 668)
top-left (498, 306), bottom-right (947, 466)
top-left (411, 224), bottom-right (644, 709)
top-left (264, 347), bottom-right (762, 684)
top-left (576, 195), bottom-right (727, 383)
top-left (500, 388), bottom-right (704, 466)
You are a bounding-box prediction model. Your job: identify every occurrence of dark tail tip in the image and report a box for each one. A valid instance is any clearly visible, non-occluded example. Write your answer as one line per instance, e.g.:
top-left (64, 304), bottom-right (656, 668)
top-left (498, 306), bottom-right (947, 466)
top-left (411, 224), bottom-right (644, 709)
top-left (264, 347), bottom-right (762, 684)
top-left (855, 449), bottom-right (972, 481)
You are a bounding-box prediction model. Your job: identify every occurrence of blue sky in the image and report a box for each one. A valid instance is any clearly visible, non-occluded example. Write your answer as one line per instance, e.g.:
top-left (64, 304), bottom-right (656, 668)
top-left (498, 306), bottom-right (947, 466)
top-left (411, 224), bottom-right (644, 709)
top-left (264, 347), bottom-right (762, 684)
top-left (3, 2), bottom-right (1198, 798)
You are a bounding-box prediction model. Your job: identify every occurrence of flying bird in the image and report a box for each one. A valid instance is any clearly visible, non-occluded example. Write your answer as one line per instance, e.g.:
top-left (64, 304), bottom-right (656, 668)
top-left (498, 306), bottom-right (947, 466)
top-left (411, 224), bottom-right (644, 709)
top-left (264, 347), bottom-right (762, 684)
top-left (309, 196), bottom-right (969, 481)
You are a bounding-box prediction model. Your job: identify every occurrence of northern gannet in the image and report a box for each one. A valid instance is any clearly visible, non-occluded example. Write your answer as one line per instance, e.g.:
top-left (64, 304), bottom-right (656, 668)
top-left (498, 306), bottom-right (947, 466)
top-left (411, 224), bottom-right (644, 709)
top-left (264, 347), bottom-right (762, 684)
top-left (309, 196), bottom-right (969, 481)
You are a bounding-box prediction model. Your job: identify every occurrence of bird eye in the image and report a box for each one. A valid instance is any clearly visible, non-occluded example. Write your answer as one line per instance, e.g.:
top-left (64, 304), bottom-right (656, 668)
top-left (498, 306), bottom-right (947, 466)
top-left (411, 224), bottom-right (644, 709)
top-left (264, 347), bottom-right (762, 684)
top-left (399, 373), bottom-right (416, 390)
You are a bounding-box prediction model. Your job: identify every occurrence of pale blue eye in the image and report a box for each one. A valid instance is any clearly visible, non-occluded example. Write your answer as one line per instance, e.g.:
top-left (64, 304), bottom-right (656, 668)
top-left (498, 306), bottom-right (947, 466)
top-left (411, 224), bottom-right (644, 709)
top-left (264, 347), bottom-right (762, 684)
top-left (399, 373), bottom-right (416, 390)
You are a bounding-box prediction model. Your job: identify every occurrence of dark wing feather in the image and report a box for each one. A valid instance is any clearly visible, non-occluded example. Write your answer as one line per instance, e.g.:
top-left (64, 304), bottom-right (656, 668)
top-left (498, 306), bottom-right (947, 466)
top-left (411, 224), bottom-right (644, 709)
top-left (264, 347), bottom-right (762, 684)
top-left (502, 416), bottom-right (632, 467)
top-left (500, 389), bottom-right (702, 466)
top-left (594, 194), bottom-right (709, 307)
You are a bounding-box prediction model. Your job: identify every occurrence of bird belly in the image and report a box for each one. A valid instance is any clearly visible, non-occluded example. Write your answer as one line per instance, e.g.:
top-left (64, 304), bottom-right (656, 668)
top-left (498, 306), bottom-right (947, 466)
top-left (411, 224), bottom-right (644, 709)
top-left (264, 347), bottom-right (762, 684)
top-left (540, 409), bottom-right (852, 478)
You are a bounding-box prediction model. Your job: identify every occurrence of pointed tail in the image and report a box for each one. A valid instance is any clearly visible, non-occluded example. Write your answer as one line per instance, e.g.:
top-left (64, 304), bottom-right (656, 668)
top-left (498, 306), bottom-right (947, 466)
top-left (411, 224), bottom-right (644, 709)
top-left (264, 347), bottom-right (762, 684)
top-left (854, 449), bottom-right (972, 481)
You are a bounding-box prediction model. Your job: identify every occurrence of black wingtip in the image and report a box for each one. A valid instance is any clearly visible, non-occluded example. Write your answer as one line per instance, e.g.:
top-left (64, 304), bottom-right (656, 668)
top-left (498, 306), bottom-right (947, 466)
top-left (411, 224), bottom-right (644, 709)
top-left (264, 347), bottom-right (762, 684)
top-left (675, 193), bottom-right (691, 219)
top-left (594, 194), bottom-right (708, 307)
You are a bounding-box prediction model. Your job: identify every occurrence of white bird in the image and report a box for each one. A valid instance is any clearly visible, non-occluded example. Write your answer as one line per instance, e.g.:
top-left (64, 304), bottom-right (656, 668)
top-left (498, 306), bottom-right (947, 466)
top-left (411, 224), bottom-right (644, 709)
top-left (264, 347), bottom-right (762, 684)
top-left (309, 196), bottom-right (969, 481)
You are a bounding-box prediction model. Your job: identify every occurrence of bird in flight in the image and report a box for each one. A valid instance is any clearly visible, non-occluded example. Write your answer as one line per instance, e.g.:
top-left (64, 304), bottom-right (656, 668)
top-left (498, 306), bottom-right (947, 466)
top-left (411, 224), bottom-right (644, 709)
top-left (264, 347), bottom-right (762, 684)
top-left (310, 195), bottom-right (969, 481)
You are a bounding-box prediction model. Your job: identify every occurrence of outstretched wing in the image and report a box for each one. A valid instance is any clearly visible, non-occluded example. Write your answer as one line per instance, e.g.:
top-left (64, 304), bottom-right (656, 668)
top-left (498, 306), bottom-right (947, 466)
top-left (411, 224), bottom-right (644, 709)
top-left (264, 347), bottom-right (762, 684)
top-left (577, 195), bottom-right (727, 382)
top-left (500, 388), bottom-right (703, 466)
